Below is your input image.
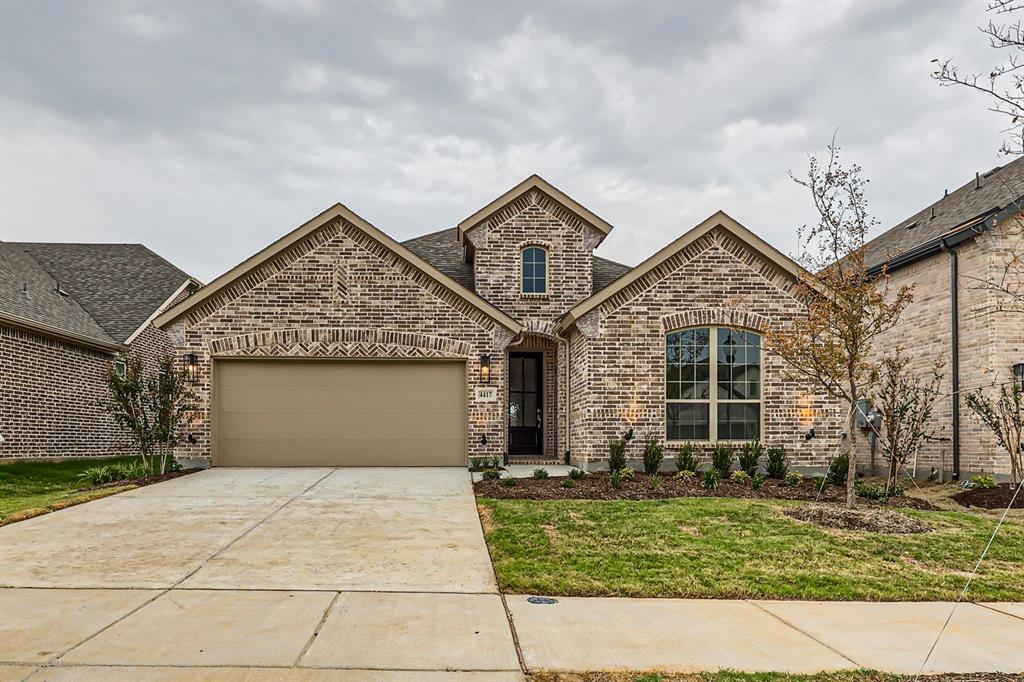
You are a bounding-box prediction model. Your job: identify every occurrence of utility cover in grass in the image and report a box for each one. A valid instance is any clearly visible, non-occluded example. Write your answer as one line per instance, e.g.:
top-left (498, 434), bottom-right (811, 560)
top-left (782, 503), bottom-right (931, 534)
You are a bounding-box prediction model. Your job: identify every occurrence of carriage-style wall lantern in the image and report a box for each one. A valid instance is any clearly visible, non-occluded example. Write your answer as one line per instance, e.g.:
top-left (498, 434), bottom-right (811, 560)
top-left (184, 353), bottom-right (199, 383)
top-left (1014, 362), bottom-right (1024, 391)
top-left (479, 355), bottom-right (491, 384)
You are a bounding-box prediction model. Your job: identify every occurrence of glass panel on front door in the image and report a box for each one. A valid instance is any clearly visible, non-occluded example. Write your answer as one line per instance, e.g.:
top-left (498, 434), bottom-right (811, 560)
top-left (508, 352), bottom-right (543, 455)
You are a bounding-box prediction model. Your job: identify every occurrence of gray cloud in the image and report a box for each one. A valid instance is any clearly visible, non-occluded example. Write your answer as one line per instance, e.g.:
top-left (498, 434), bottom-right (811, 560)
top-left (0, 0), bottom-right (1008, 282)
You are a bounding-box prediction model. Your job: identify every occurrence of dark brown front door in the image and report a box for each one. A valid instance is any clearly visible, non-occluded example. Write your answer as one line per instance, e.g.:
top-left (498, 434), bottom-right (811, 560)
top-left (508, 352), bottom-right (543, 456)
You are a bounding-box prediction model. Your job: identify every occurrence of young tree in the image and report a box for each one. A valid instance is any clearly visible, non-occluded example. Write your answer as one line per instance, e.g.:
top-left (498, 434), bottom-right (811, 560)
top-left (965, 379), bottom-right (1024, 485)
top-left (767, 143), bottom-right (914, 508)
top-left (106, 355), bottom-right (194, 474)
top-left (874, 349), bottom-right (945, 493)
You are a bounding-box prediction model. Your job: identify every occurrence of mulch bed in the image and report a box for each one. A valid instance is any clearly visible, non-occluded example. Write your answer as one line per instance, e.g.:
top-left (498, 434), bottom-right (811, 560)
top-left (951, 482), bottom-right (1023, 510)
top-left (92, 467), bottom-right (202, 490)
top-left (782, 503), bottom-right (932, 534)
top-left (474, 471), bottom-right (936, 510)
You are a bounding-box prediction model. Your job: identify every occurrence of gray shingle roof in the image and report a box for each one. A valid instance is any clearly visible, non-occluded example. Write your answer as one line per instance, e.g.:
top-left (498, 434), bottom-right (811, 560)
top-left (3, 242), bottom-right (195, 345)
top-left (0, 242), bottom-right (115, 346)
top-left (864, 156), bottom-right (1024, 269)
top-left (593, 255), bottom-right (633, 293)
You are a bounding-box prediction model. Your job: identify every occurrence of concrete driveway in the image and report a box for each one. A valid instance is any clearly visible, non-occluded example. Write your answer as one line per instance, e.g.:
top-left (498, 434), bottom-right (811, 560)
top-left (0, 468), bottom-right (521, 681)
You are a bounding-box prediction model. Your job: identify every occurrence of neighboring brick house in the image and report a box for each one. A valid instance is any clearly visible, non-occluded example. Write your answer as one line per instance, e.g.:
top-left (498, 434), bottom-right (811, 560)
top-left (155, 175), bottom-right (843, 469)
top-left (856, 159), bottom-right (1024, 480)
top-left (0, 242), bottom-right (199, 459)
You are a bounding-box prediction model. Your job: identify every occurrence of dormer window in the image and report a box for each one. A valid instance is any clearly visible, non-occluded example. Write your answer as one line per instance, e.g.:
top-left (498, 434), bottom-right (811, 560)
top-left (521, 246), bottom-right (548, 295)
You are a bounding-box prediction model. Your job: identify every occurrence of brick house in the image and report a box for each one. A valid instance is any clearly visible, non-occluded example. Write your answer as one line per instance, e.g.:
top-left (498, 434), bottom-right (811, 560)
top-left (155, 175), bottom-right (843, 469)
top-left (856, 159), bottom-right (1024, 480)
top-left (0, 242), bottom-right (199, 459)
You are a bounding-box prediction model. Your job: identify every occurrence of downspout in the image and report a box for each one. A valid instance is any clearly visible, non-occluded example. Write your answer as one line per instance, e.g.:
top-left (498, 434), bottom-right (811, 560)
top-left (940, 240), bottom-right (961, 480)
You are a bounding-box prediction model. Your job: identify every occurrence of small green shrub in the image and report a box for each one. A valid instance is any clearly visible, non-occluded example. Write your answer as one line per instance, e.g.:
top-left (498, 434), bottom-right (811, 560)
top-left (673, 442), bottom-right (700, 473)
top-left (729, 470), bottom-right (750, 484)
top-left (752, 473), bottom-right (766, 490)
top-left (711, 443), bottom-right (733, 477)
top-left (649, 473), bottom-right (662, 489)
top-left (621, 467), bottom-right (636, 481)
top-left (78, 465), bottom-right (120, 486)
top-left (812, 475), bottom-right (829, 490)
top-left (533, 468), bottom-right (549, 480)
top-left (971, 474), bottom-right (997, 489)
top-left (737, 440), bottom-right (763, 476)
top-left (488, 456), bottom-right (502, 469)
top-left (703, 468), bottom-right (720, 491)
top-left (785, 471), bottom-right (803, 486)
top-left (165, 458), bottom-right (183, 473)
top-left (856, 481), bottom-right (905, 499)
top-left (765, 446), bottom-right (789, 479)
top-left (568, 468), bottom-right (586, 480)
top-left (469, 456), bottom-right (483, 469)
top-left (561, 478), bottom-right (576, 489)
top-left (609, 470), bottom-right (624, 489)
top-left (608, 437), bottom-right (628, 472)
top-left (114, 460), bottom-right (150, 480)
top-left (499, 476), bottom-right (517, 487)
top-left (642, 434), bottom-right (664, 474)
top-left (827, 452), bottom-right (850, 485)
top-left (481, 469), bottom-right (501, 481)
top-left (675, 469), bottom-right (696, 481)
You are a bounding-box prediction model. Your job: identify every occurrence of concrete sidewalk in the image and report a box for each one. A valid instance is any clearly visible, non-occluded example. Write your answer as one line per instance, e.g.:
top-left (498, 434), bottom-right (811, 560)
top-left (507, 596), bottom-right (1024, 675)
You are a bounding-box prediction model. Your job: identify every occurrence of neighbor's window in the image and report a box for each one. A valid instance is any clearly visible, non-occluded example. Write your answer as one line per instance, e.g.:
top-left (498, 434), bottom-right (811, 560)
top-left (521, 246), bottom-right (548, 294)
top-left (666, 327), bottom-right (761, 442)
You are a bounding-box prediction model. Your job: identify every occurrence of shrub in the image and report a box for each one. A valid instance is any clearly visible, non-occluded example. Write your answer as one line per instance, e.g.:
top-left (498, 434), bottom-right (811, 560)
top-left (499, 476), bottom-right (517, 487)
top-left (752, 473), bottom-right (766, 490)
top-left (568, 468), bottom-right (586, 480)
top-left (729, 470), bottom-right (750, 484)
top-left (971, 474), bottom-right (997, 489)
top-left (79, 465), bottom-right (119, 486)
top-left (165, 458), bottom-right (183, 473)
top-left (766, 446), bottom-right (789, 479)
top-left (703, 469), bottom-right (719, 491)
top-left (649, 473), bottom-right (662, 489)
top-left (490, 456), bottom-right (503, 469)
top-left (609, 470), bottom-right (624, 489)
top-left (812, 475), bottom-right (829, 490)
top-left (827, 453), bottom-right (850, 485)
top-left (676, 469), bottom-right (696, 481)
top-left (642, 435), bottom-right (664, 474)
top-left (608, 437), bottom-right (628, 472)
top-left (711, 443), bottom-right (733, 477)
top-left (673, 442), bottom-right (700, 473)
top-left (785, 471), bottom-right (803, 486)
top-left (856, 480), bottom-right (905, 499)
top-left (621, 467), bottom-right (636, 481)
top-left (738, 440), bottom-right (763, 476)
top-left (533, 468), bottom-right (549, 480)
top-left (114, 460), bottom-right (150, 480)
top-left (561, 478), bottom-right (576, 489)
top-left (481, 469), bottom-right (501, 481)
top-left (469, 456), bottom-right (483, 469)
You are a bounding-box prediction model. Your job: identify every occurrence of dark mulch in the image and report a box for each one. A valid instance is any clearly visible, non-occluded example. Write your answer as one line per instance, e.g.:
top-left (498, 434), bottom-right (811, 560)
top-left (474, 471), bottom-right (936, 509)
top-left (952, 482), bottom-right (1023, 510)
top-left (782, 503), bottom-right (932, 534)
top-left (92, 467), bottom-right (202, 490)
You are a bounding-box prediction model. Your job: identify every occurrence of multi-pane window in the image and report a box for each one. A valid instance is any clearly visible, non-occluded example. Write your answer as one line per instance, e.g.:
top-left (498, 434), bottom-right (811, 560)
top-left (666, 327), bottom-right (761, 442)
top-left (521, 246), bottom-right (547, 294)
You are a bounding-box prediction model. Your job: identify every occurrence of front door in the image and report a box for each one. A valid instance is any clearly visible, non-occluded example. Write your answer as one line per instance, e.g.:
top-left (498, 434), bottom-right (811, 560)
top-left (508, 352), bottom-right (543, 456)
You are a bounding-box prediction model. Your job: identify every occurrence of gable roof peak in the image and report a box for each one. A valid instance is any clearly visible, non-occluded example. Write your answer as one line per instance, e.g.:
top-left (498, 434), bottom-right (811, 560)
top-left (457, 174), bottom-right (614, 243)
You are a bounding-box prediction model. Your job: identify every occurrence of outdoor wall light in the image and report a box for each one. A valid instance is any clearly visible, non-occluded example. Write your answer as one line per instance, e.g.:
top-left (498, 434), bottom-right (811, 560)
top-left (624, 427), bottom-right (634, 442)
top-left (479, 355), bottom-right (491, 383)
top-left (480, 434), bottom-right (488, 445)
top-left (1014, 362), bottom-right (1024, 391)
top-left (804, 427), bottom-right (816, 441)
top-left (184, 353), bottom-right (199, 383)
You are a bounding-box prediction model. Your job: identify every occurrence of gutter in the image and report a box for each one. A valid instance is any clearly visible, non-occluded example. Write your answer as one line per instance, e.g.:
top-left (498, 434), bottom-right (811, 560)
top-left (0, 313), bottom-right (122, 353)
top-left (939, 239), bottom-right (961, 481)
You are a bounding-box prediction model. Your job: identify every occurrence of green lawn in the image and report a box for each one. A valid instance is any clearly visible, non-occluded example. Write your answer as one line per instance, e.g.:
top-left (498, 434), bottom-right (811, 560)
top-left (0, 457), bottom-right (139, 524)
top-left (479, 497), bottom-right (1024, 601)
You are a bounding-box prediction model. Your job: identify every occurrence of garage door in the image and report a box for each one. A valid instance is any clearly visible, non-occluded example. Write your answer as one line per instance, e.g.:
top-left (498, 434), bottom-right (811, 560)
top-left (213, 360), bottom-right (466, 466)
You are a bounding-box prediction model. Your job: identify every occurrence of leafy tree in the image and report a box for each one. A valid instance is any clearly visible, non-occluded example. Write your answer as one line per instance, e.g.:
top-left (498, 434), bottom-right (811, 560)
top-left (965, 380), bottom-right (1024, 485)
top-left (767, 143), bottom-right (914, 508)
top-left (874, 349), bottom-right (944, 493)
top-left (106, 355), bottom-right (194, 474)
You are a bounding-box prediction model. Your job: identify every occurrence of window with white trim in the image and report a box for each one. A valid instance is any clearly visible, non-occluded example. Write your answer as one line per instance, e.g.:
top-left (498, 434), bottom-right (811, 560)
top-left (666, 327), bottom-right (761, 442)
top-left (521, 246), bottom-right (548, 294)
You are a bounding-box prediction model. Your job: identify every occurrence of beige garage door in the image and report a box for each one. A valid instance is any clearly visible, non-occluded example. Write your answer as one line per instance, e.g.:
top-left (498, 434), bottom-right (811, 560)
top-left (214, 360), bottom-right (466, 466)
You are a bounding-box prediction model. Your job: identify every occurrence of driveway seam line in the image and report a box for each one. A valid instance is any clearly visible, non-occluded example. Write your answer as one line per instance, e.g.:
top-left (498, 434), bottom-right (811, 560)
top-left (293, 590), bottom-right (342, 667)
top-left (747, 600), bottom-right (863, 668)
top-left (972, 601), bottom-right (1024, 621)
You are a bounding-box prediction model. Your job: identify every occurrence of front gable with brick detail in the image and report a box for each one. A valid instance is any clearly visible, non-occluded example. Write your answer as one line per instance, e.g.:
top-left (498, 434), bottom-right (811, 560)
top-left (156, 177), bottom-right (841, 469)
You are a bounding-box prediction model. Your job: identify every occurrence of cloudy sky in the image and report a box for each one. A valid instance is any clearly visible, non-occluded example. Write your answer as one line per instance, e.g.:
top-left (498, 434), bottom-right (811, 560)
top-left (0, 0), bottom-right (1010, 282)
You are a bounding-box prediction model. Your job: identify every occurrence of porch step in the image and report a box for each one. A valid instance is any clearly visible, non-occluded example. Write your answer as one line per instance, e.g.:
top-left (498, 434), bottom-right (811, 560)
top-left (509, 458), bottom-right (563, 466)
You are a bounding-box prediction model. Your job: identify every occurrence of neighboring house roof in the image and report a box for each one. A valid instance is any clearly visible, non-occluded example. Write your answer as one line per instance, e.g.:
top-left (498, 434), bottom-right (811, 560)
top-left (555, 210), bottom-right (810, 333)
top-left (0, 242), bottom-right (118, 350)
top-left (457, 174), bottom-right (614, 243)
top-left (0, 241), bottom-right (197, 351)
top-left (864, 157), bottom-right (1024, 271)
top-left (401, 226), bottom-right (633, 295)
top-left (154, 203), bottom-right (525, 333)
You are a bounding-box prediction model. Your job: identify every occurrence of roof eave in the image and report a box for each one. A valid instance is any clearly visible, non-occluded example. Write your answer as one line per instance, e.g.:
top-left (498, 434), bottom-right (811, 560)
top-left (0, 312), bottom-right (121, 353)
